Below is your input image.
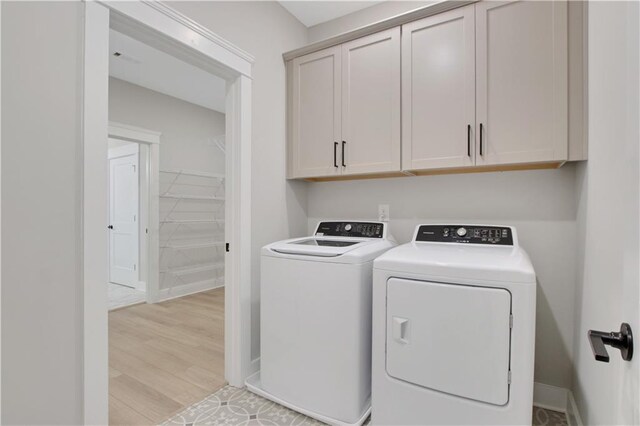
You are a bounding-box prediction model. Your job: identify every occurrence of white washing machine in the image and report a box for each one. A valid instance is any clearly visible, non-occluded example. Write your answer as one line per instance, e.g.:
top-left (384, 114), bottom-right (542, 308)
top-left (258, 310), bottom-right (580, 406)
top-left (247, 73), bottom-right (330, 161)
top-left (371, 224), bottom-right (536, 425)
top-left (246, 221), bottom-right (396, 426)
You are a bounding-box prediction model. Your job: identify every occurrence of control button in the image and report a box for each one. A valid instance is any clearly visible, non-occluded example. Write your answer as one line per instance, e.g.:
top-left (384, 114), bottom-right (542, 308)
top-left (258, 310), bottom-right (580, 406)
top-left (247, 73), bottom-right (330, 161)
top-left (345, 224), bottom-right (352, 232)
top-left (457, 227), bottom-right (467, 237)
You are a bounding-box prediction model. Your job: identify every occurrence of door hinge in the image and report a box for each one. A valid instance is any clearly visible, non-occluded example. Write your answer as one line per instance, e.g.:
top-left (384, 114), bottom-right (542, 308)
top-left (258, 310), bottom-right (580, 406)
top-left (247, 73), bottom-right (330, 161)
top-left (133, 264), bottom-right (137, 271)
top-left (226, 243), bottom-right (230, 252)
top-left (509, 314), bottom-right (513, 329)
top-left (508, 370), bottom-right (512, 384)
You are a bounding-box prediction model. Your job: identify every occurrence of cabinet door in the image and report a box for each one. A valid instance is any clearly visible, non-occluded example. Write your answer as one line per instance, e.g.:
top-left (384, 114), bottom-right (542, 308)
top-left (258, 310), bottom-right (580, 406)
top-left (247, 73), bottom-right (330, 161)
top-left (402, 6), bottom-right (476, 171)
top-left (291, 47), bottom-right (342, 178)
top-left (341, 28), bottom-right (401, 175)
top-left (476, 0), bottom-right (568, 166)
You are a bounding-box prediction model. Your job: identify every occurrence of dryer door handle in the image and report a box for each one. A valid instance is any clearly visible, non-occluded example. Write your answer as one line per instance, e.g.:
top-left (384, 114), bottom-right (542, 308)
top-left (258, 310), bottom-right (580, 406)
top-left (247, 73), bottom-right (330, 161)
top-left (392, 317), bottom-right (409, 344)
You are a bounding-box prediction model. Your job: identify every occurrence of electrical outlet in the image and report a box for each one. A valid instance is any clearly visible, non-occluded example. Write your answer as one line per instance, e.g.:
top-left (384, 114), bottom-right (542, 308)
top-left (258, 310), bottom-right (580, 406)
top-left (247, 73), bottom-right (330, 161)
top-left (378, 204), bottom-right (390, 222)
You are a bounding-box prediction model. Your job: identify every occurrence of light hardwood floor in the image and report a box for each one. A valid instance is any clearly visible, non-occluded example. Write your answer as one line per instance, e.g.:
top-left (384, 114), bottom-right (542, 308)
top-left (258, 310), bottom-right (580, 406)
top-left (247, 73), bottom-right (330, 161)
top-left (109, 288), bottom-right (225, 425)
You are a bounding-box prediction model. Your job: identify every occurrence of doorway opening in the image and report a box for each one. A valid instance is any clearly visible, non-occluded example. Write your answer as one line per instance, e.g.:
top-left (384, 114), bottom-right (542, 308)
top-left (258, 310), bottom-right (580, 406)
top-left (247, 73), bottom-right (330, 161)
top-left (83, 3), bottom-right (253, 423)
top-left (106, 25), bottom-right (228, 425)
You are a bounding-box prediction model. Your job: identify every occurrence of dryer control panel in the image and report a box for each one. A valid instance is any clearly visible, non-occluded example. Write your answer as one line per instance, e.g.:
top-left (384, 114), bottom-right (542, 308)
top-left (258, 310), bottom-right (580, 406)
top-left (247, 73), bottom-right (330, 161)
top-left (415, 225), bottom-right (513, 246)
top-left (315, 221), bottom-right (384, 238)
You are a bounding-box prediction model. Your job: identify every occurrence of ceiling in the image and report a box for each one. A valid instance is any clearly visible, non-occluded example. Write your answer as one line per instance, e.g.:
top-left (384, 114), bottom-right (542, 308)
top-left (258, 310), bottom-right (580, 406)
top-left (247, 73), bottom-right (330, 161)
top-left (109, 30), bottom-right (226, 113)
top-left (279, 1), bottom-right (383, 27)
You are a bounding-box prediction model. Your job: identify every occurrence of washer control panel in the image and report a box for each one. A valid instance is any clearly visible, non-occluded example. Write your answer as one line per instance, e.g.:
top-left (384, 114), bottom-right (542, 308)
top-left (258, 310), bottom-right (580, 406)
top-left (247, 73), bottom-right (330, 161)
top-left (315, 221), bottom-right (384, 238)
top-left (415, 225), bottom-right (513, 246)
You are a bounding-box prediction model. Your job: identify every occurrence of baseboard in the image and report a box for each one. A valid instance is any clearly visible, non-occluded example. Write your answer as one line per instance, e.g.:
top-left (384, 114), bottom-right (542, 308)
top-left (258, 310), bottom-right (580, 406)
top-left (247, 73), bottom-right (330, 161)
top-left (533, 382), bottom-right (568, 412)
top-left (135, 280), bottom-right (146, 292)
top-left (566, 391), bottom-right (584, 426)
top-left (157, 278), bottom-right (224, 302)
top-left (533, 382), bottom-right (583, 426)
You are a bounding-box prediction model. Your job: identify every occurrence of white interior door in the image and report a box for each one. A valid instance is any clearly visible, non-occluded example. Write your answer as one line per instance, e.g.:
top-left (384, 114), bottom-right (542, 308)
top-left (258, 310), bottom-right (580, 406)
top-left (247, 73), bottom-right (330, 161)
top-left (109, 143), bottom-right (139, 287)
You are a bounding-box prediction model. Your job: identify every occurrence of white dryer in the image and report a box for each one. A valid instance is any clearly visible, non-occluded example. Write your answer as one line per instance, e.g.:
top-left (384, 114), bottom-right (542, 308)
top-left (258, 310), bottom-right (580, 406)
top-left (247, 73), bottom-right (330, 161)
top-left (371, 225), bottom-right (536, 425)
top-left (247, 221), bottom-right (396, 426)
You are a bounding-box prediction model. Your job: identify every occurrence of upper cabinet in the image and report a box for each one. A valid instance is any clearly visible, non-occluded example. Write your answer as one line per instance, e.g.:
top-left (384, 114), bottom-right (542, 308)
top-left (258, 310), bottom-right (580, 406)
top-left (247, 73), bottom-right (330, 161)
top-left (341, 28), bottom-right (401, 176)
top-left (475, 1), bottom-right (568, 166)
top-left (291, 47), bottom-right (342, 178)
top-left (402, 6), bottom-right (476, 171)
top-left (286, 0), bottom-right (583, 180)
top-left (289, 29), bottom-right (401, 179)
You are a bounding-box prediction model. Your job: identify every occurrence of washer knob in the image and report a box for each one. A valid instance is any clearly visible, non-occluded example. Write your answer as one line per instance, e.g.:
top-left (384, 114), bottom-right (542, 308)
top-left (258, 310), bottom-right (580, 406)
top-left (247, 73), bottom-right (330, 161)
top-left (456, 227), bottom-right (467, 237)
top-left (345, 224), bottom-right (352, 232)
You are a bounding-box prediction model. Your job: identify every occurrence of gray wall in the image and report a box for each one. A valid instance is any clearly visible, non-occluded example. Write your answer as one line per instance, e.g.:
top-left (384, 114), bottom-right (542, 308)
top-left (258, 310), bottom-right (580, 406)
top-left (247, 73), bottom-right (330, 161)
top-left (1, 2), bottom-right (84, 424)
top-left (109, 77), bottom-right (226, 175)
top-left (571, 3), bottom-right (640, 424)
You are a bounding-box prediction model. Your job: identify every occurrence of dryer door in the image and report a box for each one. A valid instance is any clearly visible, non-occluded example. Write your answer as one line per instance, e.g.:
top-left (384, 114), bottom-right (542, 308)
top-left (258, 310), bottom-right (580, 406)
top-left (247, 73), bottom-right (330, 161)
top-left (386, 278), bottom-right (512, 405)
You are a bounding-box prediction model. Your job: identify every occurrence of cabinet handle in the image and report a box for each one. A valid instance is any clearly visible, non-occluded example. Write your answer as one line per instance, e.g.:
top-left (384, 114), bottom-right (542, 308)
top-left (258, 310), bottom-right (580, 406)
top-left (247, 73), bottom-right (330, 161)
top-left (342, 141), bottom-right (346, 167)
top-left (334, 142), bottom-right (338, 168)
top-left (479, 123), bottom-right (484, 156)
top-left (467, 125), bottom-right (471, 157)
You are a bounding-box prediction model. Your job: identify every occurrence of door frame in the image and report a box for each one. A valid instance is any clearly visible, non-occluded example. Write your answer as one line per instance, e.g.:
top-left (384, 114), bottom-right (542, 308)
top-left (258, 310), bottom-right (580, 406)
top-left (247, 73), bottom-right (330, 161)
top-left (82, 2), bottom-right (254, 424)
top-left (108, 122), bottom-right (161, 298)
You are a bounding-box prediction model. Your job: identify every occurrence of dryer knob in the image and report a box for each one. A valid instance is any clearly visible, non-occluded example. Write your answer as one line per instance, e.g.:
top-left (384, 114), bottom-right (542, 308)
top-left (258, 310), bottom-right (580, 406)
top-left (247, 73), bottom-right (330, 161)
top-left (345, 224), bottom-right (352, 232)
top-left (456, 227), bottom-right (467, 237)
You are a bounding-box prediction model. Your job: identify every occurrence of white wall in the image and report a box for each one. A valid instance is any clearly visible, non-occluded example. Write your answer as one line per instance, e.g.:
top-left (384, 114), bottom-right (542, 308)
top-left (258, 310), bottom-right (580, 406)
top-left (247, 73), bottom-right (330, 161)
top-left (307, 166), bottom-right (579, 388)
top-left (1, 2), bottom-right (84, 424)
top-left (109, 77), bottom-right (225, 174)
top-left (167, 1), bottom-right (309, 361)
top-left (571, 2), bottom-right (640, 424)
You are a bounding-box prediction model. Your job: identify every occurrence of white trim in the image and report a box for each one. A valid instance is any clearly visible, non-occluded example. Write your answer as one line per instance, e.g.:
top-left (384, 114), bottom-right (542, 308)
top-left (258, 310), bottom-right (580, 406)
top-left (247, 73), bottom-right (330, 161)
top-left (140, 1), bottom-right (254, 65)
top-left (137, 143), bottom-right (151, 297)
top-left (105, 1), bottom-right (253, 79)
top-left (224, 74), bottom-right (253, 387)
top-left (533, 382), bottom-right (568, 412)
top-left (157, 278), bottom-right (224, 302)
top-left (107, 140), bottom-right (139, 158)
top-left (566, 390), bottom-right (584, 426)
top-left (83, 2), bottom-right (253, 423)
top-left (109, 122), bottom-right (161, 145)
top-left (82, 3), bottom-right (111, 424)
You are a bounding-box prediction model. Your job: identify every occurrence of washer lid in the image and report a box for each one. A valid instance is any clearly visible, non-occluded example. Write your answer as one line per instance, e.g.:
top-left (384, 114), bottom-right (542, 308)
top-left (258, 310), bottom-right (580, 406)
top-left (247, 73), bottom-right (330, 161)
top-left (270, 237), bottom-right (370, 257)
